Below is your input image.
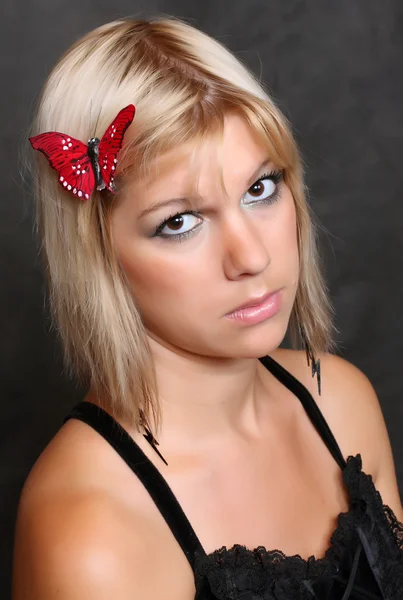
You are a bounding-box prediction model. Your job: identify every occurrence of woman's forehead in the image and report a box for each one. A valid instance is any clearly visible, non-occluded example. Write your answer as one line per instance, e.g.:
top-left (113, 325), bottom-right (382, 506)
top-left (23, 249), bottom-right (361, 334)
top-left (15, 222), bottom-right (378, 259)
top-left (131, 118), bottom-right (271, 195)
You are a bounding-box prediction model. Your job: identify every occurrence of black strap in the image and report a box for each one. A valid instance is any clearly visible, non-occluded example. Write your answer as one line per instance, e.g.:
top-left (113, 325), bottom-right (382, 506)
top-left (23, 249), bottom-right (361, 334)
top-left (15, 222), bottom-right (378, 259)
top-left (63, 401), bottom-right (205, 568)
top-left (259, 355), bottom-right (347, 470)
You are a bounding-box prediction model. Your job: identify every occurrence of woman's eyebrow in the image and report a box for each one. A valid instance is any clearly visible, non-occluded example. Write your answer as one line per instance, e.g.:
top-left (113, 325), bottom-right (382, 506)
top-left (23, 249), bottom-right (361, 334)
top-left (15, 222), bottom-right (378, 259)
top-left (138, 197), bottom-right (191, 218)
top-left (246, 158), bottom-right (272, 188)
top-left (138, 158), bottom-right (272, 218)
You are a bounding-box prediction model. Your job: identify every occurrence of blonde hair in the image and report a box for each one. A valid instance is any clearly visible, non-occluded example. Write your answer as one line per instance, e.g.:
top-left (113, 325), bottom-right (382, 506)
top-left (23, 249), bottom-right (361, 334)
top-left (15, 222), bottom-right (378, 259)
top-left (30, 17), bottom-right (333, 430)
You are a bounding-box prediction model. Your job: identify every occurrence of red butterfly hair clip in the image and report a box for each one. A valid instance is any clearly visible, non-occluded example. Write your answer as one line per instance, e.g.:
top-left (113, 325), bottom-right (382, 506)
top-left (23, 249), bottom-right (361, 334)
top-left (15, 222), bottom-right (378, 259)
top-left (29, 104), bottom-right (135, 200)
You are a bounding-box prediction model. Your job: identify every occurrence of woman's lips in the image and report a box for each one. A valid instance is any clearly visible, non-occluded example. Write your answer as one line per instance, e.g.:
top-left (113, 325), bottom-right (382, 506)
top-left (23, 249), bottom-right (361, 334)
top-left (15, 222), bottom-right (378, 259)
top-left (225, 290), bottom-right (282, 325)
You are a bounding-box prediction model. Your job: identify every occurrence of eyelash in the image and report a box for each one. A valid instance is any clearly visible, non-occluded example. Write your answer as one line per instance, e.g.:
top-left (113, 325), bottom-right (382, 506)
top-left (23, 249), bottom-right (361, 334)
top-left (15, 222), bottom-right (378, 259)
top-left (152, 169), bottom-right (284, 241)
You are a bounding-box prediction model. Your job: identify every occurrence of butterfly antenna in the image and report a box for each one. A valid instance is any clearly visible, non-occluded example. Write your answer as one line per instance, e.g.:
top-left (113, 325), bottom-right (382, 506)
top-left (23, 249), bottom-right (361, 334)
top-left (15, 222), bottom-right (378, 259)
top-left (93, 103), bottom-right (103, 138)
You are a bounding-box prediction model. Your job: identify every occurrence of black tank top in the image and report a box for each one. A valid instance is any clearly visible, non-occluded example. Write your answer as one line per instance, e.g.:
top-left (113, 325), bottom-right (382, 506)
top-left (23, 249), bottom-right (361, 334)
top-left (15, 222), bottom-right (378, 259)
top-left (63, 355), bottom-right (403, 599)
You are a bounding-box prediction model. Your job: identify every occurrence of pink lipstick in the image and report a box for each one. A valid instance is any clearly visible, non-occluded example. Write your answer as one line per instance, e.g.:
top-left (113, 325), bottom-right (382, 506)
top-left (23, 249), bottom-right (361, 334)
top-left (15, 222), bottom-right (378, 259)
top-left (225, 290), bottom-right (282, 325)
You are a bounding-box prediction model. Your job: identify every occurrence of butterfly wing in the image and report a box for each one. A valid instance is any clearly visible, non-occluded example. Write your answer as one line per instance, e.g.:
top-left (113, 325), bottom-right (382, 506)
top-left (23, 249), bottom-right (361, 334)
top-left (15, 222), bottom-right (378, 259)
top-left (29, 132), bottom-right (95, 200)
top-left (98, 104), bottom-right (135, 192)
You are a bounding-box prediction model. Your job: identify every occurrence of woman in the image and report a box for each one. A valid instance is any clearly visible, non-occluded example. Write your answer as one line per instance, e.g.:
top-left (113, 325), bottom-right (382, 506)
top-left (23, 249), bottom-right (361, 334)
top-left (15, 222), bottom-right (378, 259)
top-left (13, 17), bottom-right (403, 599)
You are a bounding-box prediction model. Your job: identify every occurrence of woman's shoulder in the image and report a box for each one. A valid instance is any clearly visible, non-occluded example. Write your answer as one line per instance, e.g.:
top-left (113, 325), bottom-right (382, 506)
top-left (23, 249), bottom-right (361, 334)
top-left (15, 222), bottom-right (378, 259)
top-left (269, 348), bottom-right (403, 520)
top-left (270, 348), bottom-right (382, 464)
top-left (13, 416), bottom-right (193, 599)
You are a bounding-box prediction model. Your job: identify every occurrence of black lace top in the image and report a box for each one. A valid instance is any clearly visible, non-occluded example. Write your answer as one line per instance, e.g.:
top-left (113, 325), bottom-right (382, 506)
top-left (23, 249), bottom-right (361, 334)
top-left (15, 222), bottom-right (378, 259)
top-left (64, 356), bottom-right (403, 599)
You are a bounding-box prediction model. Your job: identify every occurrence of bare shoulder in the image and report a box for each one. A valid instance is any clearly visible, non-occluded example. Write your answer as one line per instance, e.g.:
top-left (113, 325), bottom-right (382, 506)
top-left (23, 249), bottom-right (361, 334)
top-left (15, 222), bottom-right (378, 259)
top-left (270, 348), bottom-right (403, 519)
top-left (12, 418), bottom-right (194, 599)
top-left (13, 487), bottom-right (142, 599)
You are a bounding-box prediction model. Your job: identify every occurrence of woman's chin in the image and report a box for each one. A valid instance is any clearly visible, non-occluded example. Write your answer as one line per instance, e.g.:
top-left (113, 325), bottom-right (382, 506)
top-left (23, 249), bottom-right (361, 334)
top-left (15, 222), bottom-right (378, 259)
top-left (214, 323), bottom-right (289, 359)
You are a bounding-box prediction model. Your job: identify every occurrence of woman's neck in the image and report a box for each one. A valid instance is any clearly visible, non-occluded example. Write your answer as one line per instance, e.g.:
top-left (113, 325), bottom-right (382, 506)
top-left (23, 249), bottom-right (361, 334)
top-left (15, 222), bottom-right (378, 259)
top-left (148, 337), bottom-right (274, 450)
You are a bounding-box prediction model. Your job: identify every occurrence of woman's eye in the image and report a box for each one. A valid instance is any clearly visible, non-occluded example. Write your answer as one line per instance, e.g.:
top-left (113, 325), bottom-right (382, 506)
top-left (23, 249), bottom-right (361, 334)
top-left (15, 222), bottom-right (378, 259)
top-left (155, 212), bottom-right (202, 239)
top-left (243, 171), bottom-right (283, 205)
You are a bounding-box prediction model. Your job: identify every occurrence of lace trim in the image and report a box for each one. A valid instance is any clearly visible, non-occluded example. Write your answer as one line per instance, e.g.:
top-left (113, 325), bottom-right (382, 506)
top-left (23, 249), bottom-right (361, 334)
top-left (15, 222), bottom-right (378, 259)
top-left (194, 455), bottom-right (403, 599)
top-left (384, 506), bottom-right (403, 551)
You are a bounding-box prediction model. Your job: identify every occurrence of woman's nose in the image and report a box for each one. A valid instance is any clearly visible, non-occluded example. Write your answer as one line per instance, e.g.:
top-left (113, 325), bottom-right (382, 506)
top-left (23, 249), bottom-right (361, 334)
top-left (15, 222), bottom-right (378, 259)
top-left (221, 212), bottom-right (271, 280)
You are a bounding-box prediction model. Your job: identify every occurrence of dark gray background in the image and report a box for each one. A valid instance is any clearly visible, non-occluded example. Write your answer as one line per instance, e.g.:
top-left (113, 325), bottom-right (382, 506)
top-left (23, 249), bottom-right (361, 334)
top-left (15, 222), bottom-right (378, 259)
top-left (2, 0), bottom-right (403, 595)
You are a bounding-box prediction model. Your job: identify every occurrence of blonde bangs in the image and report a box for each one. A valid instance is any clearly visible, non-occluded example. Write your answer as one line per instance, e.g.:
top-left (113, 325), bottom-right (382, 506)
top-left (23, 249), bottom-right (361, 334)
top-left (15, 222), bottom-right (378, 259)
top-left (115, 92), bottom-right (297, 220)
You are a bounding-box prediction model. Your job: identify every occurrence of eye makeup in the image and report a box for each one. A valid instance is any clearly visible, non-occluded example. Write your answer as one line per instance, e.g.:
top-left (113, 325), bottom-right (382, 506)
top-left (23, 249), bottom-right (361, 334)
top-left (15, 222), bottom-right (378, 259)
top-left (151, 169), bottom-right (284, 241)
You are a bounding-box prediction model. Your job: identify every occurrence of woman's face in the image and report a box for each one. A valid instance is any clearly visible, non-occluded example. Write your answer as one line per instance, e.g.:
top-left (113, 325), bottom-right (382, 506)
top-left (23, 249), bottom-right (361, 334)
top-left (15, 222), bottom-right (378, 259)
top-left (111, 114), bottom-right (299, 358)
